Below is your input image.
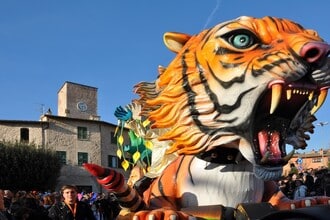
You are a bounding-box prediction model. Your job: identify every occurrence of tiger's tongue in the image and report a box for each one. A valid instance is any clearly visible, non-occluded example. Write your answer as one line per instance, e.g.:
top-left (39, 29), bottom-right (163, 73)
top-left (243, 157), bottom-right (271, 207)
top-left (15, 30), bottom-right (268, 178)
top-left (258, 130), bottom-right (282, 160)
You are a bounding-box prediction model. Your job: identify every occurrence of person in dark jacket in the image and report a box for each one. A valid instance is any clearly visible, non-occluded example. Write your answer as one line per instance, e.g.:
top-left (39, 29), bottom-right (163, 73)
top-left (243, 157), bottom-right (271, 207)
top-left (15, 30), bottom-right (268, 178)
top-left (48, 185), bottom-right (95, 220)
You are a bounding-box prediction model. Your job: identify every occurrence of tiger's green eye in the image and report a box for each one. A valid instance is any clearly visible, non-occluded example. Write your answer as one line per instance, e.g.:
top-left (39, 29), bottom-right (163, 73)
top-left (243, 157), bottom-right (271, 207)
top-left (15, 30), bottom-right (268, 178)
top-left (222, 29), bottom-right (258, 49)
top-left (230, 34), bottom-right (254, 49)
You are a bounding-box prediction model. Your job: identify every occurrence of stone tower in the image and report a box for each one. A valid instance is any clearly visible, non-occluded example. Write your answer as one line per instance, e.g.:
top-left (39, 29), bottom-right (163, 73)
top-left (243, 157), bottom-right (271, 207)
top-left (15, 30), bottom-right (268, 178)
top-left (57, 81), bottom-right (100, 120)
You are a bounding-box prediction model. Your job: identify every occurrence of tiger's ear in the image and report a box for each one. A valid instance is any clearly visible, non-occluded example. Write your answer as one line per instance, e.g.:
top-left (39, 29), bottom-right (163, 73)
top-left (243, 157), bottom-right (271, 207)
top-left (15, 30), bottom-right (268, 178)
top-left (163, 32), bottom-right (191, 53)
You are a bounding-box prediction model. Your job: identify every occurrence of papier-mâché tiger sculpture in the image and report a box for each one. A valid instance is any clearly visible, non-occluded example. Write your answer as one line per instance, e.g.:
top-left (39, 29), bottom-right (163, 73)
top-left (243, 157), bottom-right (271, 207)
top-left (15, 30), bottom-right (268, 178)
top-left (84, 16), bottom-right (330, 219)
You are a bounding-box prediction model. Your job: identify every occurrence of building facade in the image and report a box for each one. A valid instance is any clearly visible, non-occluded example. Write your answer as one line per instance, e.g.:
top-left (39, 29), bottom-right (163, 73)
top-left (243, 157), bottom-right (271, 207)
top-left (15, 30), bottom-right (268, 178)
top-left (0, 81), bottom-right (129, 193)
top-left (283, 149), bottom-right (330, 175)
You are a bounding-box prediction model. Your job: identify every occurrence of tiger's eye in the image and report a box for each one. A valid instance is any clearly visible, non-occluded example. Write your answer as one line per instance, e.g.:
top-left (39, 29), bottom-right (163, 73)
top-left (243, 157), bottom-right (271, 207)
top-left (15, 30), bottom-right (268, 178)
top-left (221, 29), bottom-right (259, 50)
top-left (231, 34), bottom-right (253, 49)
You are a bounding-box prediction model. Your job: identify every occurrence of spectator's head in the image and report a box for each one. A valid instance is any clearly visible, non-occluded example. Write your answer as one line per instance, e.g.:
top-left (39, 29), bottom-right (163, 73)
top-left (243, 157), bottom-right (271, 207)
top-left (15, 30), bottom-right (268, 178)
top-left (52, 191), bottom-right (62, 203)
top-left (43, 194), bottom-right (54, 207)
top-left (4, 190), bottom-right (13, 199)
top-left (60, 185), bottom-right (78, 205)
top-left (324, 173), bottom-right (330, 183)
top-left (16, 190), bottom-right (27, 199)
top-left (295, 179), bottom-right (304, 186)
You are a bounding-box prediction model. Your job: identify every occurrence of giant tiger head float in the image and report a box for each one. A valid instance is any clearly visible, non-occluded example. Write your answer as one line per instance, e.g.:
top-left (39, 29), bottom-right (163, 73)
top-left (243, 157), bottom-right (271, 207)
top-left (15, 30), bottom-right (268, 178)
top-left (114, 16), bottom-right (330, 183)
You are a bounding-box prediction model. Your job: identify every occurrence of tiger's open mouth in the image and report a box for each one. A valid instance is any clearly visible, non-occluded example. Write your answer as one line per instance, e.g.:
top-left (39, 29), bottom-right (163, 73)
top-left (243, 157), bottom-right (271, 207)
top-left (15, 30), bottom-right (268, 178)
top-left (252, 77), bottom-right (324, 167)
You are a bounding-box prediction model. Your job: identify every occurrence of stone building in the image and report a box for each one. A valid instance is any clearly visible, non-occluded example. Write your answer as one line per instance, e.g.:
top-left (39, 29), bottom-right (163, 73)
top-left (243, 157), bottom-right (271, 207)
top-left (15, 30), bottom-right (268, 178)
top-left (0, 81), bottom-right (130, 193)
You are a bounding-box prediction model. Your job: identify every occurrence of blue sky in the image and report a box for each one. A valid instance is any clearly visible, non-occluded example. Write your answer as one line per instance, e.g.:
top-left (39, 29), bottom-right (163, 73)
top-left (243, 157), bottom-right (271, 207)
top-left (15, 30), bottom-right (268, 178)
top-left (1, 0), bottom-right (329, 152)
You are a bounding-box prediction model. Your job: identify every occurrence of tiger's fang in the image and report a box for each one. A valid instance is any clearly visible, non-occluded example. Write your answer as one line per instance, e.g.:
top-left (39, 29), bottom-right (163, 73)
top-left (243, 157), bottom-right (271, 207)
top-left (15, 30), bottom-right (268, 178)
top-left (310, 89), bottom-right (328, 114)
top-left (260, 151), bottom-right (270, 164)
top-left (270, 84), bottom-right (282, 114)
top-left (282, 150), bottom-right (295, 163)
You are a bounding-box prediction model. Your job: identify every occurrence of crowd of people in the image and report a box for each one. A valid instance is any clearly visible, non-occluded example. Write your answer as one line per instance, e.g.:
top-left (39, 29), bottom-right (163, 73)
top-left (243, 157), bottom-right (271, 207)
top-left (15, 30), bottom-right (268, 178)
top-left (1, 164), bottom-right (330, 220)
top-left (279, 164), bottom-right (330, 200)
top-left (0, 185), bottom-right (120, 220)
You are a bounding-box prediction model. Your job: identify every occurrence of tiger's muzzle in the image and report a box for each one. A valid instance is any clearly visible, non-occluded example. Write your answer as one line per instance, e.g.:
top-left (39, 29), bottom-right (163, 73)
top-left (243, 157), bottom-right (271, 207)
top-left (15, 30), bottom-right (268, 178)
top-left (252, 42), bottom-right (330, 171)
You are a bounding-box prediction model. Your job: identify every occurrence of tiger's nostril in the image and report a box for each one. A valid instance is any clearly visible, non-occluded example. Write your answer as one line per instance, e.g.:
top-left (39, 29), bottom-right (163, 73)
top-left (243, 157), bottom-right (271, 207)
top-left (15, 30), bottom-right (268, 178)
top-left (305, 48), bottom-right (320, 60)
top-left (300, 42), bottom-right (330, 64)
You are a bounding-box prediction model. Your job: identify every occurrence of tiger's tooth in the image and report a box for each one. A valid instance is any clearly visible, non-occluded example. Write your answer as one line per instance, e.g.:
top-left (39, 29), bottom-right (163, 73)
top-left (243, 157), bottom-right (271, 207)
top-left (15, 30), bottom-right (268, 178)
top-left (283, 150), bottom-right (295, 163)
top-left (308, 91), bottom-right (314, 100)
top-left (286, 89), bottom-right (292, 100)
top-left (260, 151), bottom-right (270, 164)
top-left (235, 151), bottom-right (243, 164)
top-left (311, 89), bottom-right (328, 114)
top-left (270, 84), bottom-right (282, 114)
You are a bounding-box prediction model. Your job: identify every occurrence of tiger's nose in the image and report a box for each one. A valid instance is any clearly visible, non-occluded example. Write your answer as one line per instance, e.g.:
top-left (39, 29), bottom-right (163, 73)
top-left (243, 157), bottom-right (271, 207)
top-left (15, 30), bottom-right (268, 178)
top-left (300, 42), bottom-right (330, 65)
